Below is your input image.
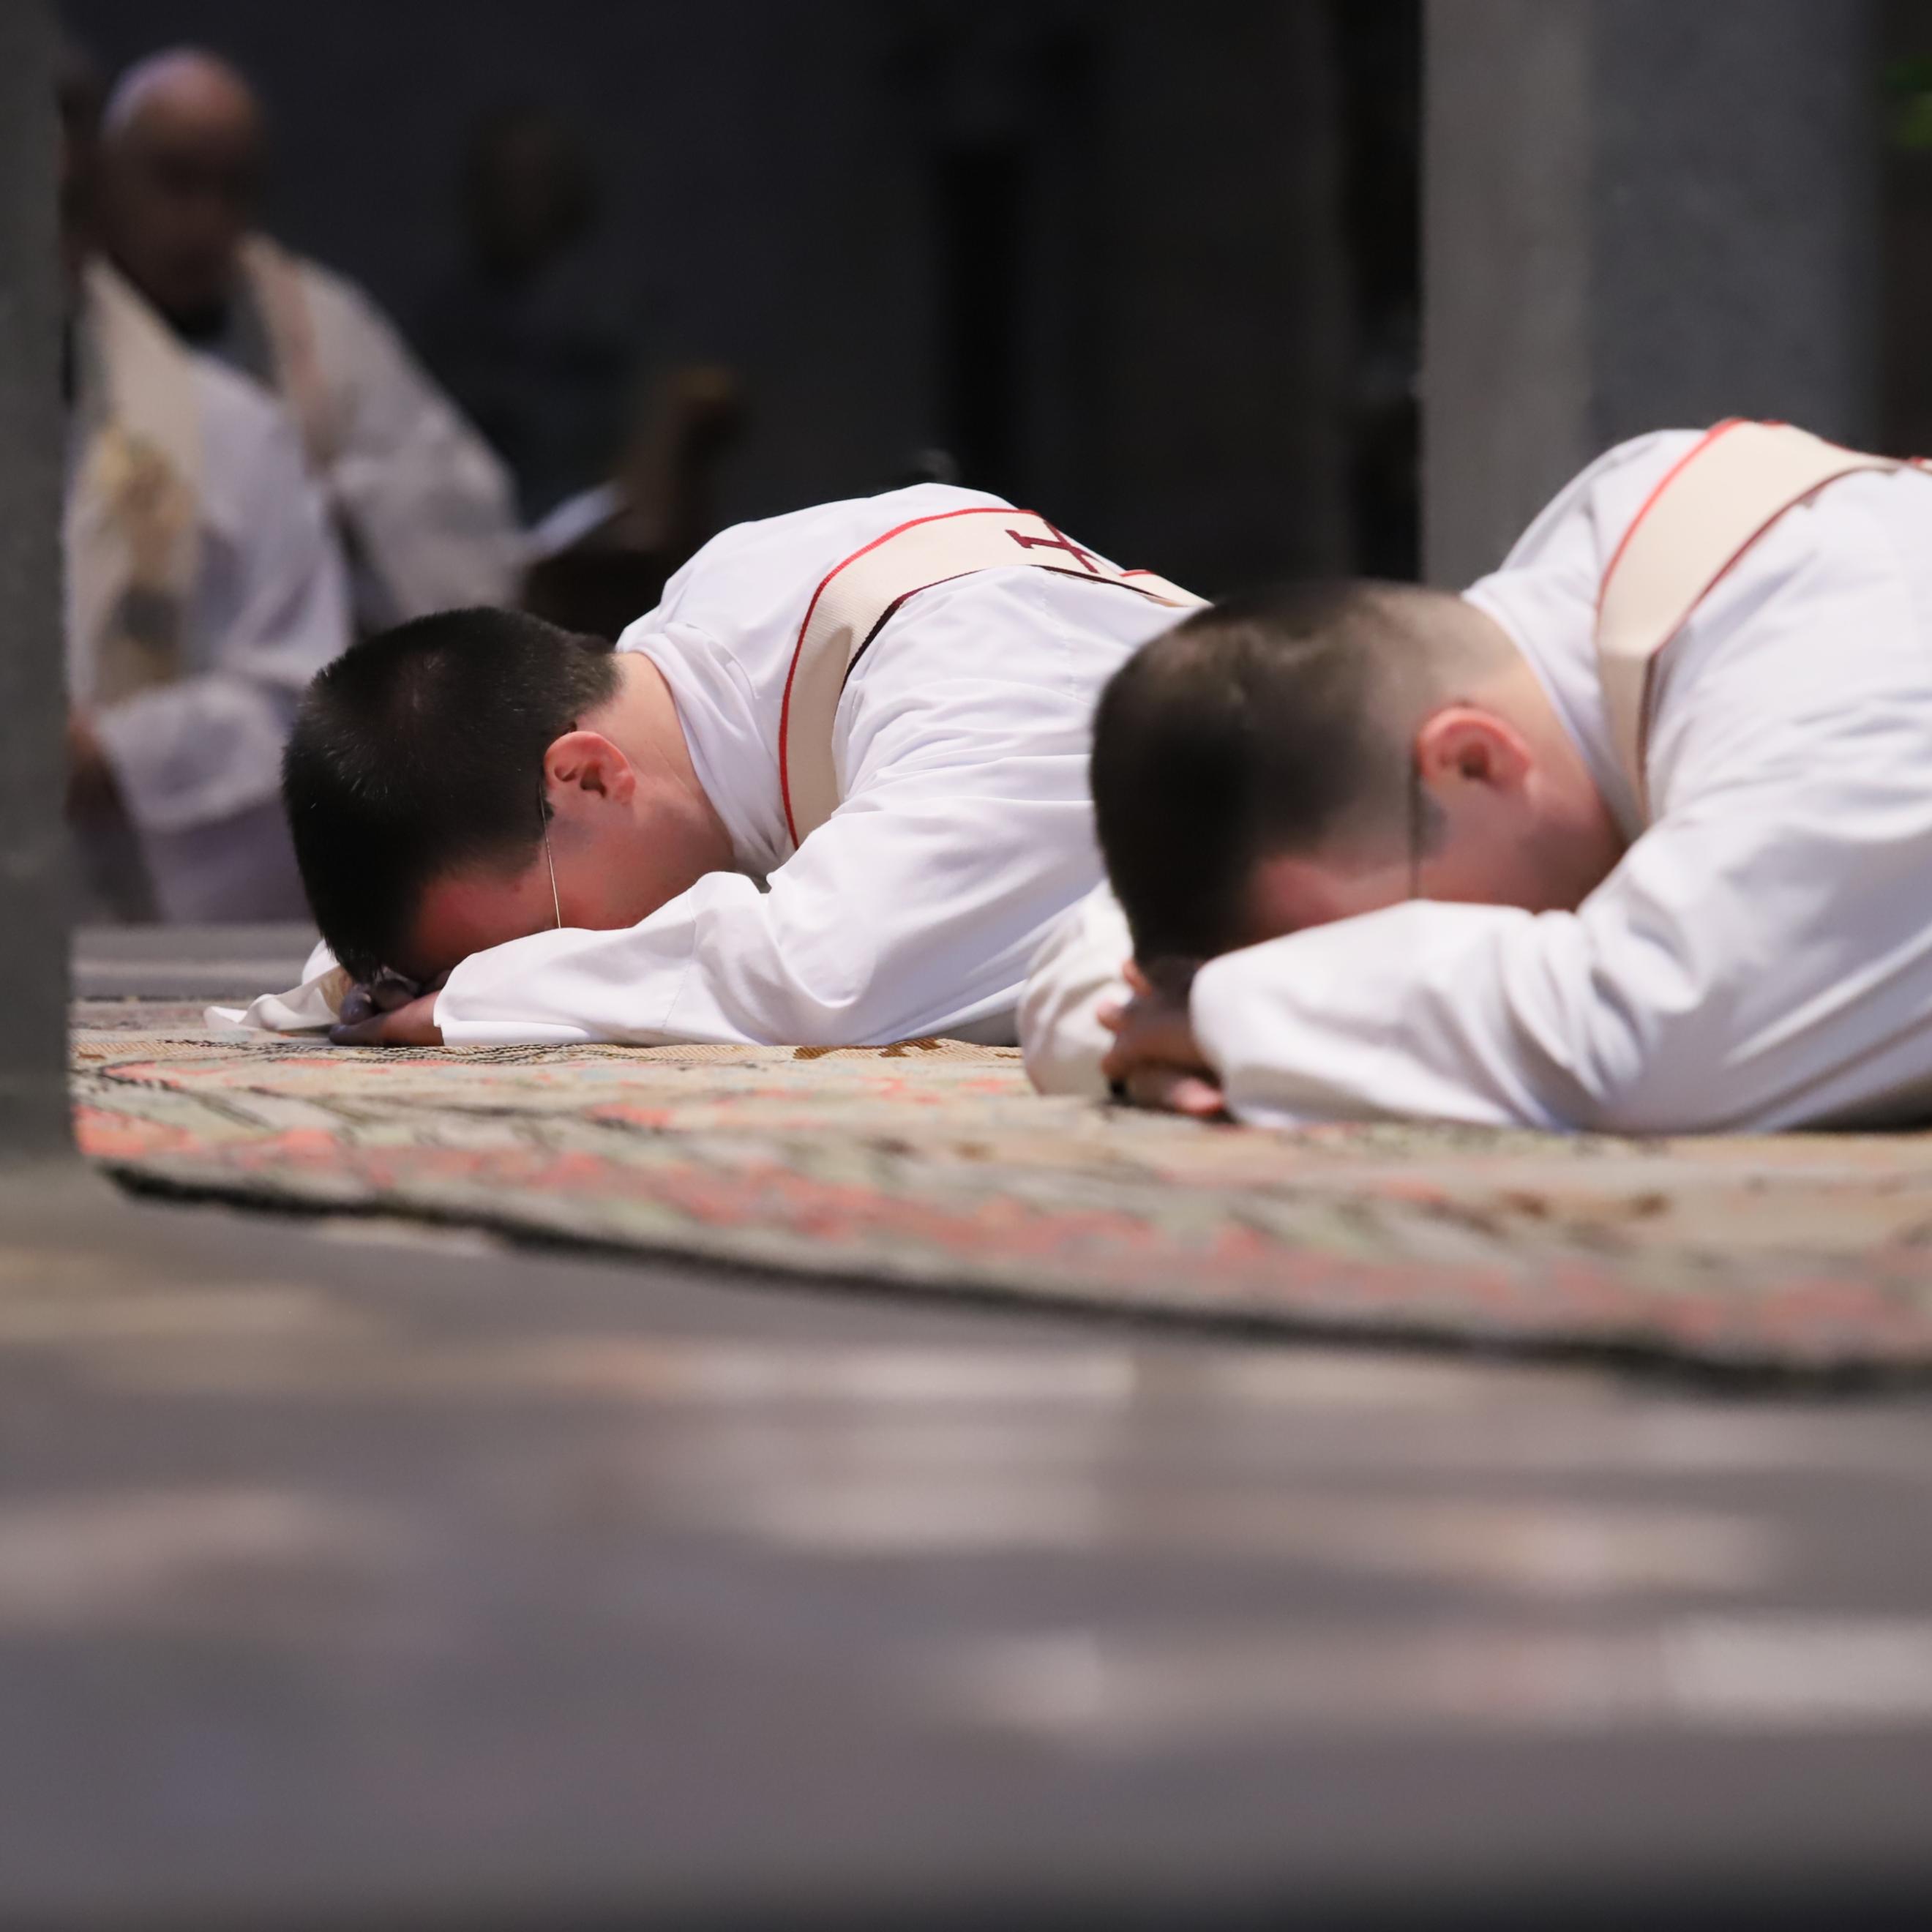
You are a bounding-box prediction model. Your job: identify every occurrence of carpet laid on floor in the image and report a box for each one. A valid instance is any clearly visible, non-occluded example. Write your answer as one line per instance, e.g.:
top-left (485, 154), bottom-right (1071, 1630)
top-left (70, 1006), bottom-right (1932, 1374)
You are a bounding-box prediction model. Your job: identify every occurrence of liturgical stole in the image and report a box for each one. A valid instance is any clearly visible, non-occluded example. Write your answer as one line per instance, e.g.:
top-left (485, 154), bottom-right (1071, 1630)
top-left (1595, 419), bottom-right (1928, 821)
top-left (238, 233), bottom-right (338, 476)
top-left (67, 258), bottom-right (204, 709)
top-left (778, 506), bottom-right (1205, 845)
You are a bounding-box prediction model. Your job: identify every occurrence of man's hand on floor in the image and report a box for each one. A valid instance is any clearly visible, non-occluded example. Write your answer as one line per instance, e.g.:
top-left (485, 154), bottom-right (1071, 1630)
top-left (1099, 962), bottom-right (1226, 1120)
top-left (331, 974), bottom-right (444, 1046)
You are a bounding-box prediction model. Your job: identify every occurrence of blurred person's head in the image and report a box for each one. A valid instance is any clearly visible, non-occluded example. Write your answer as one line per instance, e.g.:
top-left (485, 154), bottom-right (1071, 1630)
top-left (99, 48), bottom-right (263, 329)
top-left (460, 104), bottom-right (598, 285)
top-left (1091, 584), bottom-right (1625, 973)
top-left (283, 609), bottom-right (731, 985)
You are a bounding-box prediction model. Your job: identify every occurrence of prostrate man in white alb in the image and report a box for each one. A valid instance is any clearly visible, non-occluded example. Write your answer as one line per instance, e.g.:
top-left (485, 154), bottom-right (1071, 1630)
top-left (1025, 422), bottom-right (1932, 1134)
top-left (261, 485), bottom-right (1199, 1046)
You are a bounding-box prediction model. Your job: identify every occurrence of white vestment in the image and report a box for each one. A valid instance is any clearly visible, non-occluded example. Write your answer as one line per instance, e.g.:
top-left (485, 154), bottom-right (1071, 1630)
top-left (421, 485), bottom-right (1181, 1046)
top-left (1022, 430), bottom-right (1932, 1134)
top-left (67, 266), bottom-right (351, 921)
top-left (233, 239), bottom-right (523, 629)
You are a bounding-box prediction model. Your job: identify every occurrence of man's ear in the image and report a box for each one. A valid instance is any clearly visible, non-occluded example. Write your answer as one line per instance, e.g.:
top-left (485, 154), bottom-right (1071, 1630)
top-left (1413, 705), bottom-right (1532, 795)
top-left (543, 730), bottom-right (639, 809)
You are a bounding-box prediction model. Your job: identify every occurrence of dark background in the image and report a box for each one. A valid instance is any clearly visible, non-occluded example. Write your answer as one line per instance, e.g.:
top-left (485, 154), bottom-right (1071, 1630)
top-left (61, 0), bottom-right (1932, 602)
top-left (63, 0), bottom-right (1422, 596)
top-left (1884, 0), bottom-right (1932, 457)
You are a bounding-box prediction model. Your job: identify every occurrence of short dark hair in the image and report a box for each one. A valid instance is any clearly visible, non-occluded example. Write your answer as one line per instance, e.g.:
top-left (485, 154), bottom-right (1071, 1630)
top-left (282, 607), bottom-right (619, 981)
top-left (1092, 581), bottom-right (1464, 965)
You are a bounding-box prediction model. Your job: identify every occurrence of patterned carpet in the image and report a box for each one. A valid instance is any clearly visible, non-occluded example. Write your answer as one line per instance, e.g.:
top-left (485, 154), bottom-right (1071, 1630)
top-left (70, 1003), bottom-right (1932, 1374)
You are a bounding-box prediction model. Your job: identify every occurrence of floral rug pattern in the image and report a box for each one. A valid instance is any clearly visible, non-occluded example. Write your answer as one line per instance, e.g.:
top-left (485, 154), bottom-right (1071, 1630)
top-left (70, 1006), bottom-right (1932, 1374)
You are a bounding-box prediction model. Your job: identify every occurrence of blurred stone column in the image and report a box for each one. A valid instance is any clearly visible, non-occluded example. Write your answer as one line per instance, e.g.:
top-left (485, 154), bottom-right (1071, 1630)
top-left (0, 1), bottom-right (71, 1156)
top-left (1422, 0), bottom-right (1878, 585)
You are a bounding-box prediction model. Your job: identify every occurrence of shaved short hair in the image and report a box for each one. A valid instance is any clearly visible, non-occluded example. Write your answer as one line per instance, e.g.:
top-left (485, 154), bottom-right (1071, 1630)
top-left (1091, 581), bottom-right (1506, 965)
top-left (282, 609), bottom-right (619, 984)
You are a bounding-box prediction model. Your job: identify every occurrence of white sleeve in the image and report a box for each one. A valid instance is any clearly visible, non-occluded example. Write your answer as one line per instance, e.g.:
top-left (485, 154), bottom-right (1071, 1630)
top-left (1192, 900), bottom-right (1592, 1130)
top-left (435, 708), bottom-right (1104, 1049)
top-left (92, 380), bottom-right (350, 836)
top-left (435, 793), bottom-right (1101, 1047)
top-left (1019, 883), bottom-right (1134, 1098)
top-left (1194, 759), bottom-right (1932, 1134)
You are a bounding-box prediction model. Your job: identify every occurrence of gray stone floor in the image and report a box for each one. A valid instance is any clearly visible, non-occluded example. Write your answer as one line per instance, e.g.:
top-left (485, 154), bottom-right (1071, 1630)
top-left (11, 929), bottom-right (1932, 1928)
top-left (73, 921), bottom-right (320, 1003)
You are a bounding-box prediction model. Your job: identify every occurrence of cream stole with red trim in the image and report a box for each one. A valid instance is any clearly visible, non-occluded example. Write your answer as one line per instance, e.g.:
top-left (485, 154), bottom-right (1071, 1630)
top-left (238, 233), bottom-right (338, 476)
top-left (1595, 420), bottom-right (1924, 820)
top-left (65, 258), bottom-right (203, 710)
top-left (778, 507), bottom-right (1202, 845)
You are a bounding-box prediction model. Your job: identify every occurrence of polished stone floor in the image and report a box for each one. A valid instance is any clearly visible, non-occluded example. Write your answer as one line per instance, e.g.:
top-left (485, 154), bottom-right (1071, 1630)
top-left (8, 929), bottom-right (1931, 1928)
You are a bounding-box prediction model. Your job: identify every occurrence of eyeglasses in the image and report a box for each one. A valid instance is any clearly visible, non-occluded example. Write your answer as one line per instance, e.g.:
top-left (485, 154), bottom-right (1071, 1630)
top-left (538, 783), bottom-right (562, 930)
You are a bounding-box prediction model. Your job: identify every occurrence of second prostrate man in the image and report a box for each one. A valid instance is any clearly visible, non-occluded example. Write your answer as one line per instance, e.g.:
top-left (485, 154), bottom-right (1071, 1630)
top-left (1027, 422), bottom-right (1932, 1136)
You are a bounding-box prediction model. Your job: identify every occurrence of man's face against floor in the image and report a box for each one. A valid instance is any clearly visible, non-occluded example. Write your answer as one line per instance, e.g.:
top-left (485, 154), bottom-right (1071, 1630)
top-left (401, 809), bottom-right (722, 986)
top-left (1238, 798), bottom-right (1615, 954)
top-left (405, 855), bottom-right (563, 986)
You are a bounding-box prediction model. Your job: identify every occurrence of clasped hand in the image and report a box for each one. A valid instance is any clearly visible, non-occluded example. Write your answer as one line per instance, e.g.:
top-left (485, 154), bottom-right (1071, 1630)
top-left (1098, 961), bottom-right (1226, 1119)
top-left (330, 970), bottom-right (445, 1046)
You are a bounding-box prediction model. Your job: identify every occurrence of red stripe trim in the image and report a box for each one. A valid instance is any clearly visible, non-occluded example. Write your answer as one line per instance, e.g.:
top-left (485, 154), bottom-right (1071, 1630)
top-left (1599, 419), bottom-right (1876, 787)
top-left (776, 505), bottom-right (1050, 846)
top-left (836, 566), bottom-right (1175, 696)
top-left (1595, 418), bottom-right (1745, 616)
top-left (1631, 464), bottom-right (1880, 764)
